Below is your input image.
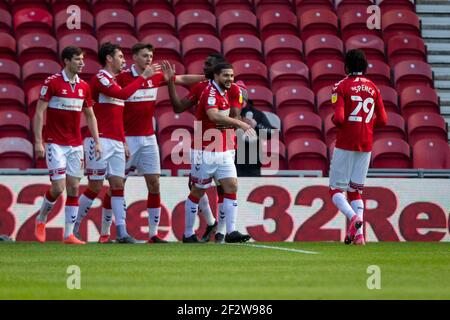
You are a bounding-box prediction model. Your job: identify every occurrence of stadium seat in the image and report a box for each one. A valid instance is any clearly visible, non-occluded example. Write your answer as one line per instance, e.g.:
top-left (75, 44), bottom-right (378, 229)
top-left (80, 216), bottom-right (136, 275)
top-left (282, 111), bottom-right (323, 146)
top-left (246, 85), bottom-right (274, 113)
top-left (275, 86), bottom-right (315, 119)
top-left (95, 9), bottom-right (136, 40)
top-left (365, 60), bottom-right (392, 87)
top-left (373, 112), bottom-right (406, 142)
top-left (142, 34), bottom-right (182, 62)
top-left (263, 35), bottom-right (303, 67)
top-left (345, 35), bottom-right (385, 63)
top-left (261, 137), bottom-right (288, 171)
top-left (316, 85), bottom-right (334, 119)
top-left (233, 60), bottom-right (269, 88)
top-left (263, 111), bottom-right (281, 130)
top-left (173, 0), bottom-right (213, 15)
top-left (154, 86), bottom-right (190, 119)
top-left (54, 8), bottom-right (94, 38)
top-left (399, 86), bottom-right (440, 122)
top-left (160, 139), bottom-right (192, 176)
top-left (0, 33), bottom-right (17, 61)
top-left (92, 0), bottom-right (132, 13)
top-left (157, 112), bottom-right (195, 148)
top-left (22, 59), bottom-right (61, 93)
top-left (132, 0), bottom-right (173, 14)
top-left (412, 139), bottom-right (450, 169)
top-left (223, 35), bottom-right (263, 64)
top-left (295, 0), bottom-right (334, 14)
top-left (254, 0), bottom-right (293, 18)
top-left (335, 0), bottom-right (374, 18)
top-left (298, 9), bottom-right (339, 42)
top-left (269, 60), bottom-right (309, 93)
top-left (387, 35), bottom-right (427, 67)
top-left (99, 34), bottom-right (139, 62)
top-left (0, 110), bottom-right (30, 139)
top-left (217, 9), bottom-right (258, 40)
top-left (136, 9), bottom-right (176, 38)
top-left (13, 8), bottom-right (53, 38)
top-left (17, 33), bottom-right (58, 65)
top-left (10, 0), bottom-right (48, 14)
top-left (0, 9), bottom-right (12, 34)
top-left (79, 59), bottom-right (101, 82)
top-left (378, 85), bottom-right (399, 114)
top-left (182, 34), bottom-right (221, 66)
top-left (378, 0), bottom-right (415, 13)
top-left (304, 34), bottom-right (344, 68)
top-left (324, 113), bottom-right (337, 147)
top-left (177, 9), bottom-right (217, 40)
top-left (58, 34), bottom-right (99, 62)
top-left (287, 137), bottom-right (328, 175)
top-left (310, 60), bottom-right (345, 93)
top-left (0, 137), bottom-right (33, 169)
top-left (52, 0), bottom-right (91, 14)
top-left (215, 0), bottom-right (254, 17)
top-left (393, 60), bottom-right (434, 94)
top-left (0, 85), bottom-right (26, 113)
top-left (407, 113), bottom-right (448, 146)
top-left (371, 138), bottom-right (411, 169)
top-left (259, 9), bottom-right (299, 42)
top-left (0, 60), bottom-right (21, 86)
top-left (25, 85), bottom-right (41, 118)
top-left (339, 5), bottom-right (381, 42)
top-left (381, 10), bottom-right (421, 43)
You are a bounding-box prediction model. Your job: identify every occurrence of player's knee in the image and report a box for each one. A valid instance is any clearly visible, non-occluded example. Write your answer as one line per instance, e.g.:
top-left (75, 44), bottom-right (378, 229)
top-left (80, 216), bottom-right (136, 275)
top-left (222, 183), bottom-right (238, 194)
top-left (108, 177), bottom-right (124, 190)
top-left (87, 180), bottom-right (103, 194)
top-left (51, 182), bottom-right (65, 197)
top-left (190, 188), bottom-right (205, 199)
top-left (145, 175), bottom-right (160, 193)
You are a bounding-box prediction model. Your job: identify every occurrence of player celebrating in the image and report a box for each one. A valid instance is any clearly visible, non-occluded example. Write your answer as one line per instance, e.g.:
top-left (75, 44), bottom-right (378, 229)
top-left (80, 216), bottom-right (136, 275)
top-left (163, 61), bottom-right (255, 243)
top-left (329, 49), bottom-right (387, 245)
top-left (73, 42), bottom-right (155, 243)
top-left (34, 46), bottom-right (101, 244)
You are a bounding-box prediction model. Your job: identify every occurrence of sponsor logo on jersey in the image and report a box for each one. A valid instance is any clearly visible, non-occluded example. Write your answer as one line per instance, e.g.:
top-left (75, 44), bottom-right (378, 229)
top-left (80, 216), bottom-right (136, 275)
top-left (78, 89), bottom-right (84, 97)
top-left (61, 89), bottom-right (68, 95)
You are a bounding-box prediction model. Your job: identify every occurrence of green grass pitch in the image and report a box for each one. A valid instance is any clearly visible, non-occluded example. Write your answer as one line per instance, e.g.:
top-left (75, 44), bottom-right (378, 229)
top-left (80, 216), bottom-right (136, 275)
top-left (0, 242), bottom-right (449, 299)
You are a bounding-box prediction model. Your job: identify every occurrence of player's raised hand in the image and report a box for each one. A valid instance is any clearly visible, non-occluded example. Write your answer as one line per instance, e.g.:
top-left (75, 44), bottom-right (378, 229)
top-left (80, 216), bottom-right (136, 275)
top-left (142, 63), bottom-right (160, 79)
top-left (161, 60), bottom-right (175, 82)
top-left (35, 142), bottom-right (45, 159)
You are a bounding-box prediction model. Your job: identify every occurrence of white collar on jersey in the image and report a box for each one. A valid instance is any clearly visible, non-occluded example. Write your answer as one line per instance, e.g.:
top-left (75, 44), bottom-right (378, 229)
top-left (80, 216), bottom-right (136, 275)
top-left (100, 69), bottom-right (114, 79)
top-left (62, 69), bottom-right (80, 83)
top-left (212, 80), bottom-right (226, 96)
top-left (131, 64), bottom-right (140, 77)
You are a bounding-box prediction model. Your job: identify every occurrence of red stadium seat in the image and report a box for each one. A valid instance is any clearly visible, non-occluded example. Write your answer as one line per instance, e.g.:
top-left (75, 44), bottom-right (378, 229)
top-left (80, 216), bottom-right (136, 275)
top-left (304, 34), bottom-right (344, 68)
top-left (264, 35), bottom-right (303, 67)
top-left (177, 9), bottom-right (217, 40)
top-left (259, 9), bottom-right (299, 42)
top-left (262, 111), bottom-right (281, 130)
top-left (215, 0), bottom-right (253, 17)
top-left (160, 139), bottom-right (191, 176)
top-left (25, 85), bottom-right (41, 118)
top-left (270, 60), bottom-right (309, 93)
top-left (52, 0), bottom-right (91, 14)
top-left (10, 0), bottom-right (48, 14)
top-left (378, 0), bottom-right (415, 13)
top-left (136, 9), bottom-right (176, 38)
top-left (282, 111), bottom-right (323, 146)
top-left (0, 85), bottom-right (26, 113)
top-left (182, 34), bottom-right (221, 66)
top-left (393, 60), bottom-right (434, 94)
top-left (295, 0), bottom-right (334, 14)
top-left (154, 86), bottom-right (190, 118)
top-left (79, 59), bottom-right (101, 82)
top-left (324, 113), bottom-right (337, 146)
top-left (22, 59), bottom-right (61, 93)
top-left (59, 34), bottom-right (99, 62)
top-left (261, 137), bottom-right (288, 171)
top-left (412, 139), bottom-right (450, 169)
top-left (275, 86), bottom-right (315, 119)
top-left (298, 9), bottom-right (338, 42)
top-left (92, 0), bottom-right (132, 13)
top-left (157, 112), bottom-right (195, 147)
top-left (340, 7), bottom-right (381, 42)
top-left (316, 85), bottom-right (334, 119)
top-left (0, 137), bottom-right (33, 169)
top-left (54, 8), bottom-right (94, 38)
top-left (233, 60), bottom-right (269, 88)
top-left (132, 0), bottom-right (173, 14)
top-left (99, 34), bottom-right (139, 62)
top-left (13, 8), bottom-right (53, 38)
top-left (246, 85), bottom-right (274, 112)
top-left (365, 60), bottom-right (391, 87)
top-left (0, 60), bottom-right (21, 86)
top-left (142, 34), bottom-right (182, 63)
top-left (0, 33), bottom-right (17, 61)
top-left (0, 9), bottom-right (12, 34)
top-left (373, 112), bottom-right (406, 142)
top-left (17, 33), bottom-right (58, 65)
top-left (345, 34), bottom-right (385, 63)
top-left (407, 113), bottom-right (448, 146)
top-left (0, 110), bottom-right (30, 139)
top-left (254, 0), bottom-right (293, 18)
top-left (378, 85), bottom-right (399, 114)
top-left (173, 0), bottom-right (213, 15)
top-left (335, 0), bottom-right (374, 18)
top-left (95, 9), bottom-right (135, 40)
top-left (310, 60), bottom-right (345, 93)
top-left (382, 10), bottom-right (420, 43)
top-left (387, 35), bottom-right (427, 67)
top-left (287, 137), bottom-right (328, 174)
top-left (371, 138), bottom-right (411, 168)
top-left (223, 35), bottom-right (263, 64)
top-left (217, 9), bottom-right (258, 40)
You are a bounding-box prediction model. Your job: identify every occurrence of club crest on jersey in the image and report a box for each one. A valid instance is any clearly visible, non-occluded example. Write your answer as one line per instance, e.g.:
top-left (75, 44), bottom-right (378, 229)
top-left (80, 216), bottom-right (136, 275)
top-left (147, 80), bottom-right (153, 87)
top-left (78, 89), bottom-right (84, 97)
top-left (331, 93), bottom-right (338, 104)
top-left (208, 97), bottom-right (216, 106)
top-left (40, 86), bottom-right (48, 96)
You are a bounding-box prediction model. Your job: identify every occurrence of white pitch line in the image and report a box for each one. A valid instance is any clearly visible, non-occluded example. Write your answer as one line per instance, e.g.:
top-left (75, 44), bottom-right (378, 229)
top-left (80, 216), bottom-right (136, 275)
top-left (230, 243), bottom-right (320, 255)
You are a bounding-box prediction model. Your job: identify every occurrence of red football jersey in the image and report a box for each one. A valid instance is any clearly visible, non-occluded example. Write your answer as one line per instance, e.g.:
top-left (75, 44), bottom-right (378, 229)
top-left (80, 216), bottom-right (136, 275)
top-left (332, 74), bottom-right (387, 152)
top-left (89, 69), bottom-right (146, 142)
top-left (39, 70), bottom-right (93, 146)
top-left (193, 81), bottom-right (235, 152)
top-left (185, 80), bottom-right (243, 110)
top-left (116, 65), bottom-right (166, 136)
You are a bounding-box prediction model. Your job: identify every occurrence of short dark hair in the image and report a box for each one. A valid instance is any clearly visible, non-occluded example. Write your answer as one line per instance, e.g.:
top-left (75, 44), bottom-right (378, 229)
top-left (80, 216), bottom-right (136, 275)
top-left (61, 46), bottom-right (83, 62)
top-left (98, 42), bottom-right (121, 66)
top-left (208, 53), bottom-right (225, 61)
top-left (213, 62), bottom-right (233, 75)
top-left (131, 43), bottom-right (154, 55)
top-left (345, 49), bottom-right (368, 74)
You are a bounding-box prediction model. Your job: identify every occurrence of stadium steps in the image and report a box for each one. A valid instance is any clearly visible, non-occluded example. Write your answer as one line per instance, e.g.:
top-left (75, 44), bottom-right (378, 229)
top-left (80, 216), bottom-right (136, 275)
top-left (416, 0), bottom-right (450, 142)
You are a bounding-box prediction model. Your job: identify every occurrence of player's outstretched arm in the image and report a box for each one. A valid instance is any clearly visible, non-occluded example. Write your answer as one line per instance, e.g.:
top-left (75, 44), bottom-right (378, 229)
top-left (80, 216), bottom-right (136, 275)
top-left (206, 108), bottom-right (256, 137)
top-left (33, 99), bottom-right (49, 159)
top-left (161, 60), bottom-right (194, 113)
top-left (83, 107), bottom-right (102, 159)
top-left (174, 74), bottom-right (205, 86)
